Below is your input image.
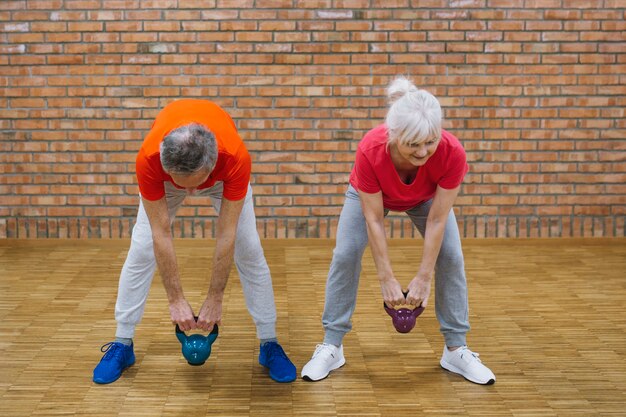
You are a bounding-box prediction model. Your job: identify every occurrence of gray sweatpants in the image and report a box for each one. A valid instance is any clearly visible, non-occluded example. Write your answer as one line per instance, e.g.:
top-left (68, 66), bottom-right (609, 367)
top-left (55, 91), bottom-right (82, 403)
top-left (114, 182), bottom-right (277, 340)
top-left (322, 185), bottom-right (470, 348)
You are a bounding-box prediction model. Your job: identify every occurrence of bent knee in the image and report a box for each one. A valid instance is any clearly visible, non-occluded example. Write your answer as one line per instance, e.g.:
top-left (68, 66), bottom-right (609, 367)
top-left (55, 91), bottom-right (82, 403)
top-left (332, 246), bottom-right (364, 268)
top-left (437, 248), bottom-right (465, 270)
top-left (235, 237), bottom-right (264, 263)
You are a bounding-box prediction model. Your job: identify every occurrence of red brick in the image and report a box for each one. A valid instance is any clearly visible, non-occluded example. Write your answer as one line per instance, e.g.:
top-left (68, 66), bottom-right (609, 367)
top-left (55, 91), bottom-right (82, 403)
top-left (0, 4), bottom-right (623, 239)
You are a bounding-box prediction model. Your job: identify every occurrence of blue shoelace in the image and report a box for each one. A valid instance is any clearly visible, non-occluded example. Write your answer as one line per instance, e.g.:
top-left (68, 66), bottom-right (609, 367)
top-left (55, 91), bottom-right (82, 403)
top-left (264, 342), bottom-right (288, 363)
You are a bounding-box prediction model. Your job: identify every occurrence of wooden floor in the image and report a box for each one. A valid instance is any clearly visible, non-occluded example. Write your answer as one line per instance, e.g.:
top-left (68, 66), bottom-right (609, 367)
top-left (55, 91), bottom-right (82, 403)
top-left (0, 239), bottom-right (625, 417)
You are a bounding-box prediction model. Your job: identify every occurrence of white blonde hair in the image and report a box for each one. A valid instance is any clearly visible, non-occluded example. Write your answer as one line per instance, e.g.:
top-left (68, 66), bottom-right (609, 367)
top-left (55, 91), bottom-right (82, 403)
top-left (385, 76), bottom-right (442, 146)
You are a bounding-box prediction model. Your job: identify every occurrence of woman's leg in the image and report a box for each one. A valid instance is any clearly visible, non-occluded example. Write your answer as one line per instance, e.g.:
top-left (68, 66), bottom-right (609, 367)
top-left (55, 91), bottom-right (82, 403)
top-left (406, 202), bottom-right (469, 347)
top-left (322, 185), bottom-right (370, 346)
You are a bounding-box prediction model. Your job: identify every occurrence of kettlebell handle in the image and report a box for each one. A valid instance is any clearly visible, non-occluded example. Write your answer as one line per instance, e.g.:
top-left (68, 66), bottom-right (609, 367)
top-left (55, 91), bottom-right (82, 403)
top-left (382, 291), bottom-right (422, 309)
top-left (175, 316), bottom-right (219, 337)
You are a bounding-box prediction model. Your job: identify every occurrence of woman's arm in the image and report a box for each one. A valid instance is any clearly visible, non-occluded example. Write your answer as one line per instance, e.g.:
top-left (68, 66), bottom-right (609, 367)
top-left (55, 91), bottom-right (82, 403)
top-left (359, 190), bottom-right (406, 307)
top-left (406, 184), bottom-right (461, 307)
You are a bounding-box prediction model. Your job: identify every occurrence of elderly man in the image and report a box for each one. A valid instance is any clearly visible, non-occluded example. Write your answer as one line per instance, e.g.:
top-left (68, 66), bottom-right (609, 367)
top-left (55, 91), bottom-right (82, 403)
top-left (93, 99), bottom-right (296, 384)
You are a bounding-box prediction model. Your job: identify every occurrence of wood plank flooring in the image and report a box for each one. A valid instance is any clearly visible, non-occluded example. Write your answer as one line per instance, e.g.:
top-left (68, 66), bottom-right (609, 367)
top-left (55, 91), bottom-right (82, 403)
top-left (0, 239), bottom-right (625, 416)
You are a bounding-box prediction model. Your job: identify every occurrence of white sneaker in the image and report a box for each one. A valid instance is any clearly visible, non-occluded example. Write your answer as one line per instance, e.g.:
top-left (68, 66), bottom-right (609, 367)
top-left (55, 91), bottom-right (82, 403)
top-left (301, 343), bottom-right (346, 381)
top-left (440, 345), bottom-right (496, 385)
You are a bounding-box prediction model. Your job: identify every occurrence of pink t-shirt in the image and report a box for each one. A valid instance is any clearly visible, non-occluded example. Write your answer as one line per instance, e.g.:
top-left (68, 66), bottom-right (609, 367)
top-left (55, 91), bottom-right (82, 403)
top-left (349, 124), bottom-right (469, 211)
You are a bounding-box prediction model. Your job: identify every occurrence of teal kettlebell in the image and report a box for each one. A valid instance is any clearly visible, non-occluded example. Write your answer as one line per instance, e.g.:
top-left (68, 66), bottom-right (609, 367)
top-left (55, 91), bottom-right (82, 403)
top-left (175, 318), bottom-right (219, 366)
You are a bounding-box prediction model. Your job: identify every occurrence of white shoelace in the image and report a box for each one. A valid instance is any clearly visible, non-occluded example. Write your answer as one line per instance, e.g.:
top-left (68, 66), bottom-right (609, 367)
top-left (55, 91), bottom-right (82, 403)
top-left (457, 346), bottom-right (482, 363)
top-left (312, 343), bottom-right (336, 362)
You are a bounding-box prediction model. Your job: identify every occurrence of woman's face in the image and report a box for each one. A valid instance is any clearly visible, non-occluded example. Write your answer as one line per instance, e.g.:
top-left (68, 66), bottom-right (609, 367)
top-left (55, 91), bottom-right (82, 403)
top-left (395, 137), bottom-right (440, 167)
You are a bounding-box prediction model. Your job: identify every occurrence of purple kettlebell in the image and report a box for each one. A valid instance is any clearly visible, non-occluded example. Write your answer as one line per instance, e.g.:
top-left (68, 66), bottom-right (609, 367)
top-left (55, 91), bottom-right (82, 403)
top-left (384, 291), bottom-right (425, 333)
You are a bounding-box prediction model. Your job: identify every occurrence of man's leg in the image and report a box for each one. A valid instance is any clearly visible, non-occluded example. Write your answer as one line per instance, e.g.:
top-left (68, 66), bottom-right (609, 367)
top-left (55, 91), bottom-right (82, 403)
top-left (94, 187), bottom-right (186, 384)
top-left (206, 184), bottom-right (277, 339)
top-left (113, 199), bottom-right (158, 339)
top-left (115, 186), bottom-right (187, 339)
top-left (206, 183), bottom-right (295, 382)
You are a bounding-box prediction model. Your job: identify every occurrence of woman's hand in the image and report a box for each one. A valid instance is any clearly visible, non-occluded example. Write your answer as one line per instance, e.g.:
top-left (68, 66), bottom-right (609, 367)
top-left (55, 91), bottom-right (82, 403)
top-left (406, 272), bottom-right (432, 308)
top-left (380, 277), bottom-right (406, 307)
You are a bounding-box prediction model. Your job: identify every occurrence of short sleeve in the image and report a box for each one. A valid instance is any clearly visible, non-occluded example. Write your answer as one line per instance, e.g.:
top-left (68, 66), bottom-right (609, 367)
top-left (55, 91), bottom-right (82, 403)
top-left (222, 147), bottom-right (251, 201)
top-left (136, 150), bottom-right (166, 201)
top-left (354, 147), bottom-right (381, 194)
top-left (438, 146), bottom-right (469, 189)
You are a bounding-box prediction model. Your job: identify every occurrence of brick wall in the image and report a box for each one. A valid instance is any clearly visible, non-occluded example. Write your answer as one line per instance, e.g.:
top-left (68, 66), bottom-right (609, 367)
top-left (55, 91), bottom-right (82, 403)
top-left (1, 0), bottom-right (625, 238)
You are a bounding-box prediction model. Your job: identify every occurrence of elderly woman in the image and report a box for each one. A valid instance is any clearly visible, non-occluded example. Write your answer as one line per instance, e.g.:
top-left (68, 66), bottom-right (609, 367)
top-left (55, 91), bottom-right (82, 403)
top-left (301, 77), bottom-right (495, 385)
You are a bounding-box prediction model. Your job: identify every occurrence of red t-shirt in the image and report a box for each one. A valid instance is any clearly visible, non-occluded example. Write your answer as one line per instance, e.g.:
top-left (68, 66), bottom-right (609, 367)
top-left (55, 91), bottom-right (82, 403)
top-left (136, 99), bottom-right (251, 201)
top-left (349, 124), bottom-right (469, 211)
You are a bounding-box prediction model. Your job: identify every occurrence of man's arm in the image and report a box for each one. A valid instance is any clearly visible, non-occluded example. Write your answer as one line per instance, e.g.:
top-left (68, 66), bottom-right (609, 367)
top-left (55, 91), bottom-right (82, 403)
top-left (196, 196), bottom-right (245, 331)
top-left (141, 196), bottom-right (196, 331)
top-left (406, 185), bottom-right (461, 308)
top-left (358, 190), bottom-right (406, 307)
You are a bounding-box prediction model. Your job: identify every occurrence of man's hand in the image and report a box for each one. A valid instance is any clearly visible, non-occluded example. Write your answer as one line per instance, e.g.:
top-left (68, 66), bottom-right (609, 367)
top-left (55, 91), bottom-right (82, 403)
top-left (380, 277), bottom-right (406, 308)
top-left (197, 295), bottom-right (222, 332)
top-left (169, 298), bottom-right (197, 331)
top-left (406, 272), bottom-right (432, 308)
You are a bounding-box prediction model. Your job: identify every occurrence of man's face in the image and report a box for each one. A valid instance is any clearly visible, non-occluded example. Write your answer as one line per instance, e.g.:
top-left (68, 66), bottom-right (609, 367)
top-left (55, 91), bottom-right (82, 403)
top-left (169, 169), bottom-right (211, 194)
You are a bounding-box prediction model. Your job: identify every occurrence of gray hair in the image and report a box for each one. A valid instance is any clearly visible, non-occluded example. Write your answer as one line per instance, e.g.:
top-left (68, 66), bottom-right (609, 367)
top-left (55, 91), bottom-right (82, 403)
top-left (385, 76), bottom-right (442, 147)
top-left (159, 123), bottom-right (217, 175)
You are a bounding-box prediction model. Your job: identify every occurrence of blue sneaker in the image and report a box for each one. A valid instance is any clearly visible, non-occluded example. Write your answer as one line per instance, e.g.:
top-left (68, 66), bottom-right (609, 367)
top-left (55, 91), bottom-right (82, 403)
top-left (93, 342), bottom-right (135, 384)
top-left (258, 341), bottom-right (296, 383)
